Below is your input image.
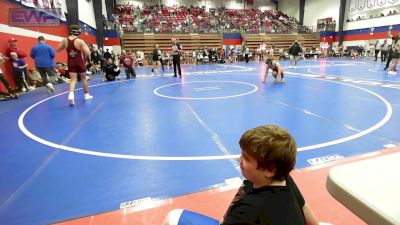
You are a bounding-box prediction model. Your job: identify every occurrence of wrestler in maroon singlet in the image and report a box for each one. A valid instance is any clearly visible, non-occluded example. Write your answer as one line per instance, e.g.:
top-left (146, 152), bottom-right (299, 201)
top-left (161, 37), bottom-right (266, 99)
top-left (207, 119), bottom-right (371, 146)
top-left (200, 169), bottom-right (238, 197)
top-left (56, 24), bottom-right (92, 106)
top-left (67, 38), bottom-right (86, 73)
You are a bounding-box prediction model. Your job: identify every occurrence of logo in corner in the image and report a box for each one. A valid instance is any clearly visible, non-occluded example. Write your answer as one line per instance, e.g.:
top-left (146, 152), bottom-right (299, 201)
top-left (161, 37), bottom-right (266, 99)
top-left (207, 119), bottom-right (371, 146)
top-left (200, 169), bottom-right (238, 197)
top-left (9, 8), bottom-right (61, 27)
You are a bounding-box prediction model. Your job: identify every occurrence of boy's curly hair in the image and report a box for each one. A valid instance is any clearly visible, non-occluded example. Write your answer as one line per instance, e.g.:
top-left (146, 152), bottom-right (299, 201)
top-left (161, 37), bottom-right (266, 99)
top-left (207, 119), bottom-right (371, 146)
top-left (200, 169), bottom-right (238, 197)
top-left (239, 125), bottom-right (297, 181)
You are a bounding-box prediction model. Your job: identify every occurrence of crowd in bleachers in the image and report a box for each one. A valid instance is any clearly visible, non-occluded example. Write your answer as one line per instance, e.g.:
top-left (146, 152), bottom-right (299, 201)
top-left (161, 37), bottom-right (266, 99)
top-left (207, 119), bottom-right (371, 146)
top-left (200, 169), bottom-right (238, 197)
top-left (113, 4), bottom-right (309, 34)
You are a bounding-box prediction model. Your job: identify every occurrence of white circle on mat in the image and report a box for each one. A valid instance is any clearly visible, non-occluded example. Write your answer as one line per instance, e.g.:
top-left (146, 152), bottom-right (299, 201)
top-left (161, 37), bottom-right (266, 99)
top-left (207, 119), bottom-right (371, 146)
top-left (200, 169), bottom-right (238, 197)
top-left (153, 80), bottom-right (258, 100)
top-left (18, 75), bottom-right (392, 160)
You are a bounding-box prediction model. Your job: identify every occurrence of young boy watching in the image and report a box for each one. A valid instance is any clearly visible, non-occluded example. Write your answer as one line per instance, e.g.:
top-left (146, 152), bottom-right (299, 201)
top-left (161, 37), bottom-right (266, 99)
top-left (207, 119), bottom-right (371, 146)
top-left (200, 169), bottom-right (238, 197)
top-left (10, 52), bottom-right (31, 92)
top-left (163, 125), bottom-right (319, 225)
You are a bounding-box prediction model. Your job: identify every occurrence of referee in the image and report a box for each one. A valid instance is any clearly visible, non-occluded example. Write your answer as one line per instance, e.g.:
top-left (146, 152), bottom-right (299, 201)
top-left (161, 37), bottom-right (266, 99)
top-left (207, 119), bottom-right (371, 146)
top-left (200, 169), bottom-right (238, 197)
top-left (171, 38), bottom-right (182, 77)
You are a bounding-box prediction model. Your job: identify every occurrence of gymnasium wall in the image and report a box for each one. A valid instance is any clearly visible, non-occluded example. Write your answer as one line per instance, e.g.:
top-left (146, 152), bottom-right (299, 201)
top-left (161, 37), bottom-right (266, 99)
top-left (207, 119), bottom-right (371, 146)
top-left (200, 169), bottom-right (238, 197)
top-left (344, 14), bottom-right (400, 30)
top-left (277, 0), bottom-right (300, 21)
top-left (102, 0), bottom-right (108, 19)
top-left (304, 0), bottom-right (340, 30)
top-left (78, 0), bottom-right (97, 29)
top-left (285, 0), bottom-right (400, 48)
top-left (0, 0), bottom-right (98, 92)
top-left (321, 24), bottom-right (400, 47)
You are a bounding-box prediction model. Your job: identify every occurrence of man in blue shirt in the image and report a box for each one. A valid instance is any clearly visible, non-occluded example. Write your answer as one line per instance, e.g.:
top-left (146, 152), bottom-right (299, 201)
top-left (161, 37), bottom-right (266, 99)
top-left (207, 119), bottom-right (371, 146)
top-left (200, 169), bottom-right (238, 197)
top-left (30, 36), bottom-right (56, 92)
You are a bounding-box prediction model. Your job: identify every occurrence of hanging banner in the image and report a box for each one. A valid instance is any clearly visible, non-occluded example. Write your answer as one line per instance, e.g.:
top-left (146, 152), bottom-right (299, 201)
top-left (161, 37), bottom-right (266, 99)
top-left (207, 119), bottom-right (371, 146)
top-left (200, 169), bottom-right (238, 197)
top-left (36, 0), bottom-right (53, 9)
top-left (53, 0), bottom-right (66, 21)
top-left (367, 0), bottom-right (376, 8)
top-left (357, 0), bottom-right (367, 10)
top-left (348, 0), bottom-right (357, 12)
top-left (377, 0), bottom-right (387, 6)
top-left (21, 0), bottom-right (35, 7)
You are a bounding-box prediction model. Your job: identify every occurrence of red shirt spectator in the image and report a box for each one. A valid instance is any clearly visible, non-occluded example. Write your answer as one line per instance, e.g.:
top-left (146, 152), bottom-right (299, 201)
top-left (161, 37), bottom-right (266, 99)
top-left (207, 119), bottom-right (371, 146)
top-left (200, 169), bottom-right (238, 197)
top-left (120, 54), bottom-right (135, 69)
top-left (6, 38), bottom-right (27, 58)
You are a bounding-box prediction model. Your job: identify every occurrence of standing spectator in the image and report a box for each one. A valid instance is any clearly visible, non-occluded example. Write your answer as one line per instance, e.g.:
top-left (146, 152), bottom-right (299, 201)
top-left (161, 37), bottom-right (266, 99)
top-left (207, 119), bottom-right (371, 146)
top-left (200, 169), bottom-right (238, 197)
top-left (103, 48), bottom-right (112, 60)
top-left (389, 41), bottom-right (400, 74)
top-left (56, 24), bottom-right (93, 106)
top-left (30, 36), bottom-right (56, 93)
top-left (385, 32), bottom-right (400, 71)
top-left (244, 46), bottom-right (250, 63)
top-left (191, 49), bottom-right (196, 64)
top-left (260, 43), bottom-right (267, 61)
top-left (104, 58), bottom-right (120, 81)
top-left (135, 50), bottom-right (144, 66)
top-left (151, 44), bottom-right (163, 73)
top-left (98, 47), bottom-right (105, 70)
top-left (369, 43), bottom-right (375, 57)
top-left (6, 38), bottom-right (27, 60)
top-left (380, 40), bottom-right (389, 63)
top-left (338, 45), bottom-right (344, 58)
top-left (110, 50), bottom-right (116, 62)
top-left (90, 47), bottom-right (101, 74)
top-left (288, 40), bottom-right (302, 67)
top-left (268, 46), bottom-right (274, 58)
top-left (119, 50), bottom-right (136, 79)
top-left (278, 48), bottom-right (286, 60)
top-left (171, 38), bottom-right (182, 77)
top-left (374, 41), bottom-right (380, 61)
top-left (384, 45), bottom-right (393, 71)
top-left (158, 47), bottom-right (165, 71)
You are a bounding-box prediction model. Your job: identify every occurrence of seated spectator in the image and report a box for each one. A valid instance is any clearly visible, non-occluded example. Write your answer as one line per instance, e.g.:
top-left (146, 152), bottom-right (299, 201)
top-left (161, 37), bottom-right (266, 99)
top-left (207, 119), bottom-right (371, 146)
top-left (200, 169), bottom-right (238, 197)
top-left (28, 68), bottom-right (43, 87)
top-left (55, 62), bottom-right (69, 79)
top-left (104, 58), bottom-right (120, 81)
top-left (115, 4), bottom-right (304, 34)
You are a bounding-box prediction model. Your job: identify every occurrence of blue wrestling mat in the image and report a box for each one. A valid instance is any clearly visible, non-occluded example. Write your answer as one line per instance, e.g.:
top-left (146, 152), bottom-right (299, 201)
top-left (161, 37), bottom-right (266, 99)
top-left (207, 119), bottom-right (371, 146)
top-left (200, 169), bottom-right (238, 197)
top-left (1, 58), bottom-right (399, 225)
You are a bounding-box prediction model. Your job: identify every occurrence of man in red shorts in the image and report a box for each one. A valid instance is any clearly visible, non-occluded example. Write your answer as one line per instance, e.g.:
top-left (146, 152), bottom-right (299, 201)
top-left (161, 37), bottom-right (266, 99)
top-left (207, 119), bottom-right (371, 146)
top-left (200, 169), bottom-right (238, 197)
top-left (56, 24), bottom-right (93, 106)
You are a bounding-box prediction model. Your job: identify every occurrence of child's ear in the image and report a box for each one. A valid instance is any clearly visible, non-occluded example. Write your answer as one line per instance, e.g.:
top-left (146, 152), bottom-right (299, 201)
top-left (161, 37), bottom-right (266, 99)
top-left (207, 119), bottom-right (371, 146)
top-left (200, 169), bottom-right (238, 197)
top-left (263, 167), bottom-right (276, 178)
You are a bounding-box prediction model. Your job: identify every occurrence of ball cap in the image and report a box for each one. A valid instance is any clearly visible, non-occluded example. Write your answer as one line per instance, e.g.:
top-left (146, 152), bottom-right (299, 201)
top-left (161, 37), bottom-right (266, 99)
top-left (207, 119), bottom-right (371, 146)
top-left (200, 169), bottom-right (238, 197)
top-left (8, 38), bottom-right (17, 43)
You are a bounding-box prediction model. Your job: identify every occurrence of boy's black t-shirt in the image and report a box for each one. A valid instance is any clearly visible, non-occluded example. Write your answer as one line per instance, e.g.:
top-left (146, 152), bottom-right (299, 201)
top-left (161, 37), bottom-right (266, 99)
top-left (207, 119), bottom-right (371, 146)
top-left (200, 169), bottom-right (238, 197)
top-left (221, 175), bottom-right (306, 225)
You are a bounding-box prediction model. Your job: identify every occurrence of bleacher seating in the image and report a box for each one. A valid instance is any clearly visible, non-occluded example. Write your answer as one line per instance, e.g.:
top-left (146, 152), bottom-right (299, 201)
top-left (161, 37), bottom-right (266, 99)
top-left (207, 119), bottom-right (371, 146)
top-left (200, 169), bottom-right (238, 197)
top-left (244, 33), bottom-right (320, 58)
top-left (115, 4), bottom-right (319, 61)
top-left (114, 4), bottom-right (308, 35)
top-left (123, 33), bottom-right (222, 58)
